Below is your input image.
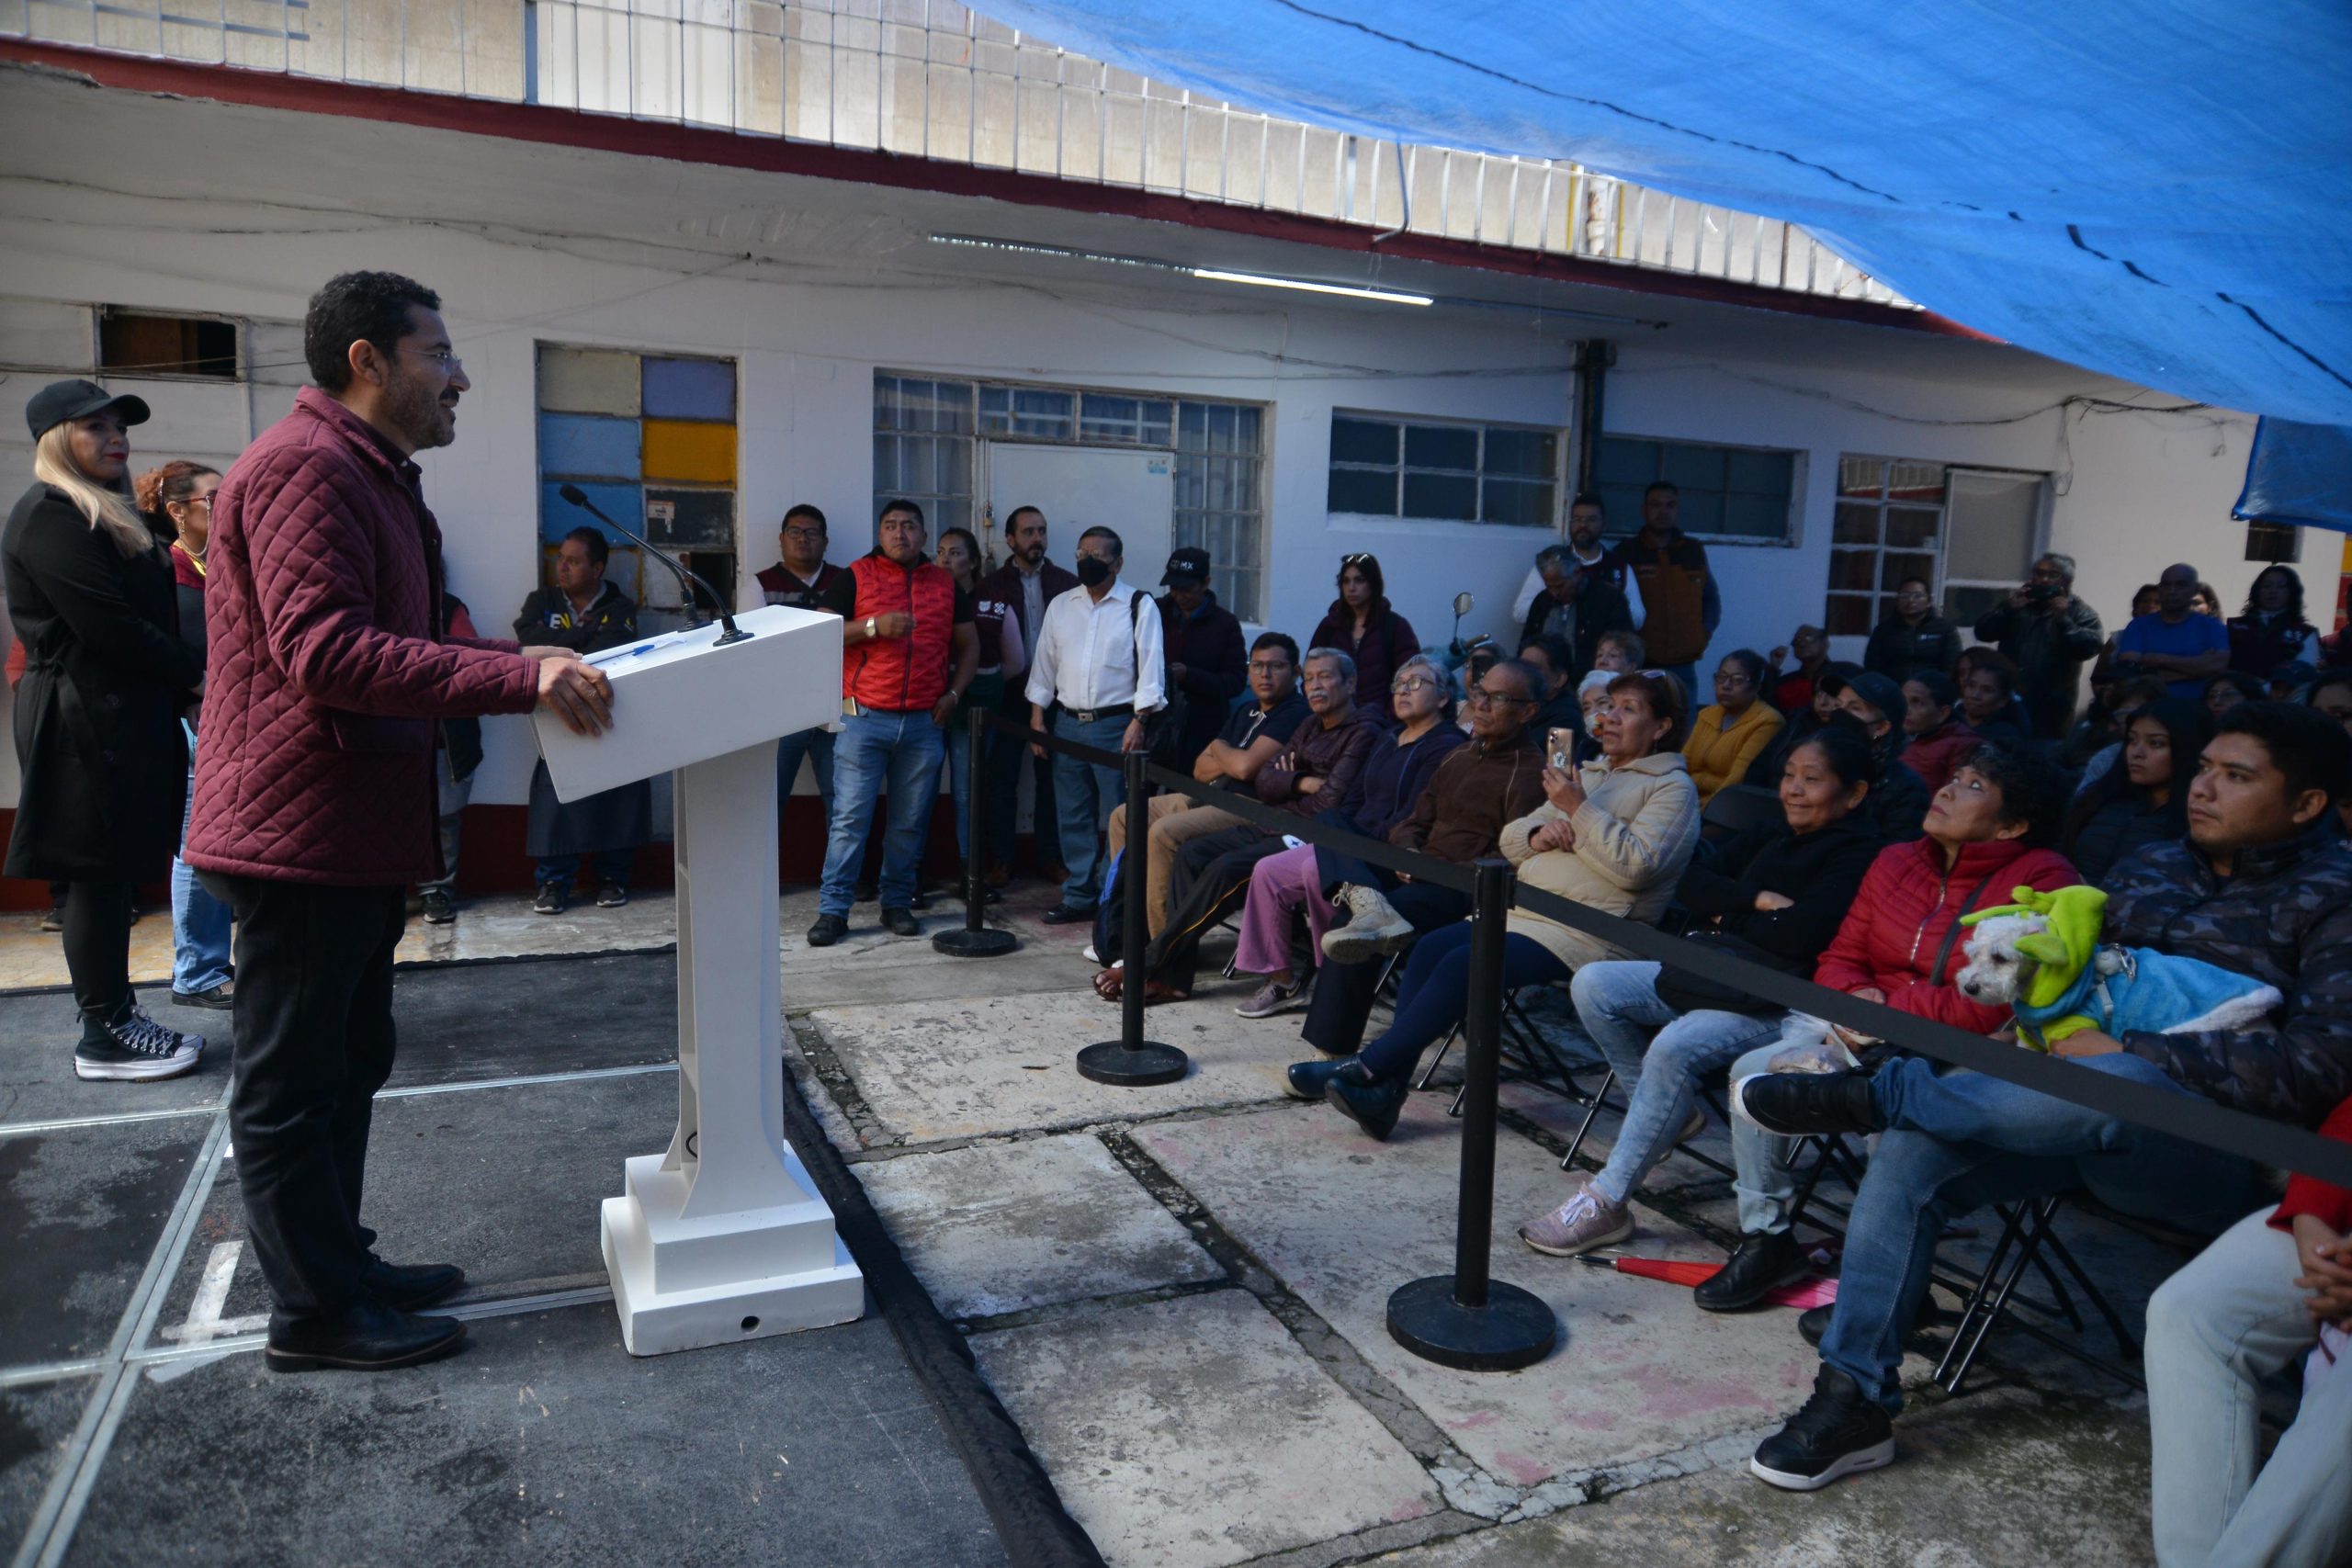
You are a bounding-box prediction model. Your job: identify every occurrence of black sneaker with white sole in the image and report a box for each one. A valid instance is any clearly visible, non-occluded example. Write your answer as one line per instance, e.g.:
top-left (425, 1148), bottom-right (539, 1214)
top-left (1750, 1365), bottom-right (1896, 1491)
top-left (74, 1000), bottom-right (204, 1082)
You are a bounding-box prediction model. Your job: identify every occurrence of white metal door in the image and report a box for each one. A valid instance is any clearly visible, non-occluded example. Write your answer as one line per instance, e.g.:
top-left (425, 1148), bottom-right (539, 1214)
top-left (986, 443), bottom-right (1175, 584)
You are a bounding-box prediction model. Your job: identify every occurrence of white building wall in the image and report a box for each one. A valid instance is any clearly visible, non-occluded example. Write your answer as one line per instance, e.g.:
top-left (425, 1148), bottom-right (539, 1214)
top-left (0, 177), bottom-right (2284, 822)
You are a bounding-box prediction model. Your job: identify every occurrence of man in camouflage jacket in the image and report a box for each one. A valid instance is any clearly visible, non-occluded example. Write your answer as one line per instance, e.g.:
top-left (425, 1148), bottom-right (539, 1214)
top-left (1731, 702), bottom-right (2352, 1487)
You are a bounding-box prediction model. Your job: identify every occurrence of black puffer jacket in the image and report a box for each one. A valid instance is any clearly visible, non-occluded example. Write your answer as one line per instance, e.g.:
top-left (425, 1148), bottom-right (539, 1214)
top-left (1676, 816), bottom-right (1883, 969)
top-left (2104, 829), bottom-right (2352, 1126)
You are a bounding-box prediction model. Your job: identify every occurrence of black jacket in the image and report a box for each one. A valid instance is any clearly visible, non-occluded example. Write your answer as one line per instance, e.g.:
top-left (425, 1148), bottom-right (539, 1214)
top-left (1868, 733), bottom-right (1930, 844)
top-left (1159, 590), bottom-right (1247, 764)
top-left (514, 581), bottom-right (639, 656)
top-left (1520, 576), bottom-right (1634, 682)
top-left (3, 484), bottom-right (202, 878)
top-left (1677, 816), bottom-right (1883, 971)
top-left (1973, 597), bottom-right (2105, 737)
top-left (1862, 613), bottom-right (1962, 683)
top-left (978, 558), bottom-right (1080, 708)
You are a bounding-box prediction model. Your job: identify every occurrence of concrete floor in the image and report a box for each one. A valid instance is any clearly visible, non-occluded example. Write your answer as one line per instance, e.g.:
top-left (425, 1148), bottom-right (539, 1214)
top-left (5, 869), bottom-right (2187, 1565)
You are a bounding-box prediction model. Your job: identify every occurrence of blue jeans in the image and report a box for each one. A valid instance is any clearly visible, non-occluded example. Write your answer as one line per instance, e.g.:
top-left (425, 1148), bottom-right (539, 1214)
top-left (1571, 961), bottom-right (1781, 1208)
top-left (820, 708), bottom-right (946, 917)
top-left (776, 724), bottom-right (837, 809)
top-left (1727, 1037), bottom-right (1807, 1235)
top-left (1819, 1052), bottom-right (2268, 1412)
top-left (1357, 920), bottom-right (1572, 1081)
top-left (540, 848), bottom-right (634, 892)
top-left (170, 761), bottom-right (232, 995)
top-left (944, 720), bottom-right (975, 862)
top-left (1049, 710), bottom-right (1129, 905)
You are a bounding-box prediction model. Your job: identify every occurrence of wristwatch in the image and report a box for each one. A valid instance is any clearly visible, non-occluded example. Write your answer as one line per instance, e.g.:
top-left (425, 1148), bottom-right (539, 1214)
top-left (865, 616), bottom-right (876, 637)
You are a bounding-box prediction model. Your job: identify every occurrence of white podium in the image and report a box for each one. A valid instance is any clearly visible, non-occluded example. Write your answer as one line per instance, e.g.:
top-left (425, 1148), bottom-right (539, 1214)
top-left (533, 604), bottom-right (865, 1356)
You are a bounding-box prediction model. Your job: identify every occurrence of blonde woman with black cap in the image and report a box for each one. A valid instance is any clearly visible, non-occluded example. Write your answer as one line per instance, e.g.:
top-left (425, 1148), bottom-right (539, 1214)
top-left (3, 379), bottom-right (206, 1080)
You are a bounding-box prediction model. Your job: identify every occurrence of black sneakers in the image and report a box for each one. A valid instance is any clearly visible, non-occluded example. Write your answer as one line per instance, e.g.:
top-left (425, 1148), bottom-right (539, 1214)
top-left (1324, 1067), bottom-right (1408, 1140)
top-left (1732, 1070), bottom-right (1883, 1138)
top-left (1693, 1231), bottom-right (1810, 1313)
top-left (533, 882), bottom-right (567, 916)
top-left (74, 1000), bottom-right (204, 1082)
top-left (880, 906), bottom-right (921, 937)
top-left (1750, 1365), bottom-right (1896, 1491)
top-left (806, 913), bottom-right (847, 947)
top-left (420, 887), bottom-right (456, 924)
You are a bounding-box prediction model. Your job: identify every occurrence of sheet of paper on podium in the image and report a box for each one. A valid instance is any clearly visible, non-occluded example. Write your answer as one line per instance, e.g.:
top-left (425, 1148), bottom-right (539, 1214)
top-left (531, 603), bottom-right (863, 1356)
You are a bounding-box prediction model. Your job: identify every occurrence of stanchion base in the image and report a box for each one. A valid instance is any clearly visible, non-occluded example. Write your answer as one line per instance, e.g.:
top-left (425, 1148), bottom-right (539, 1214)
top-left (1385, 1274), bottom-right (1557, 1371)
top-left (933, 926), bottom-right (1020, 957)
top-left (1076, 1039), bottom-right (1190, 1087)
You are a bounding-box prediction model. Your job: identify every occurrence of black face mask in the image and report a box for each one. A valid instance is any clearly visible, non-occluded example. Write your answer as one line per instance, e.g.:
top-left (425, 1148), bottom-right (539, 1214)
top-left (1076, 556), bottom-right (1114, 588)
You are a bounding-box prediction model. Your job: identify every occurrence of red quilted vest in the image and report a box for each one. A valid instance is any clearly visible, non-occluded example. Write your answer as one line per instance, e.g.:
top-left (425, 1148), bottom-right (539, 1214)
top-left (843, 553), bottom-right (956, 712)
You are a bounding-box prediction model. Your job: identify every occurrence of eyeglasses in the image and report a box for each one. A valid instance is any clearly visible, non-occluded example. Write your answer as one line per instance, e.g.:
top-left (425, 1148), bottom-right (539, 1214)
top-left (401, 347), bottom-right (464, 373)
top-left (783, 526), bottom-right (826, 541)
top-left (1340, 552), bottom-right (1374, 567)
top-left (1392, 676), bottom-right (1437, 694)
top-left (1247, 660), bottom-right (1292, 674)
top-left (1467, 687), bottom-right (1533, 708)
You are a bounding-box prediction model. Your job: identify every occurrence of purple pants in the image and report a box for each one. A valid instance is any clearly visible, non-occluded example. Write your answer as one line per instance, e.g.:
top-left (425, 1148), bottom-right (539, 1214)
top-left (1233, 845), bottom-right (1339, 976)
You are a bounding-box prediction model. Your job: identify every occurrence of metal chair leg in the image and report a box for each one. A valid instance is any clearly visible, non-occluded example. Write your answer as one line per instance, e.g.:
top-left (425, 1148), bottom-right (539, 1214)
top-left (1559, 1067), bottom-right (1618, 1170)
top-left (1936, 1199), bottom-right (2041, 1394)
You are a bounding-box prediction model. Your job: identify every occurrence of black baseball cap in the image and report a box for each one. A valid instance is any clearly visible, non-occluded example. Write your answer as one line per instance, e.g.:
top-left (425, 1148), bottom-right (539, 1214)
top-left (1161, 547), bottom-right (1211, 586)
top-left (25, 378), bottom-right (150, 442)
top-left (1813, 660), bottom-right (1865, 698)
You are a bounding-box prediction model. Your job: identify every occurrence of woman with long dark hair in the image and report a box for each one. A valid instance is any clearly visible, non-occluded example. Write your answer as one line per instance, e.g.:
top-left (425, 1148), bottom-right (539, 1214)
top-left (1309, 551), bottom-right (1418, 721)
top-left (135, 458), bottom-right (235, 1010)
top-left (936, 525), bottom-right (1023, 876)
top-left (4, 381), bottom-right (205, 1079)
top-left (2226, 565), bottom-right (2318, 678)
top-left (2061, 698), bottom-right (2208, 885)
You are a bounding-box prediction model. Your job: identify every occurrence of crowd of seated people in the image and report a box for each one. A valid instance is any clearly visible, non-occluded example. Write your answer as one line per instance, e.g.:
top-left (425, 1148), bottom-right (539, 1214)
top-left (1030, 537), bottom-right (2351, 1553)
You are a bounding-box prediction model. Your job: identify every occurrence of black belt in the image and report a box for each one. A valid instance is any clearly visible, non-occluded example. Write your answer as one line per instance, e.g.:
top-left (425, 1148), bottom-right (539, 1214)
top-left (1063, 703), bottom-right (1134, 724)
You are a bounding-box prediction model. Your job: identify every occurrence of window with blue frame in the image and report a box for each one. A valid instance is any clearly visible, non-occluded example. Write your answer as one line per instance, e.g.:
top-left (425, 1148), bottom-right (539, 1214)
top-left (536, 345), bottom-right (740, 613)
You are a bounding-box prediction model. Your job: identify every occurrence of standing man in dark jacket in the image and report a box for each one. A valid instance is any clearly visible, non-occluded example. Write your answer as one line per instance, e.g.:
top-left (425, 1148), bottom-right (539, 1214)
top-left (187, 272), bottom-right (613, 1373)
top-left (1608, 481), bottom-right (1718, 701)
top-left (756, 502), bottom-right (844, 826)
top-left (1520, 544), bottom-right (1635, 682)
top-left (1972, 552), bottom-right (2105, 739)
top-left (1734, 702), bottom-right (2352, 1492)
top-left (978, 504), bottom-right (1079, 884)
top-left (516, 526), bottom-right (652, 915)
top-left (1156, 546), bottom-right (1246, 768)
top-left (1861, 577), bottom-right (1963, 684)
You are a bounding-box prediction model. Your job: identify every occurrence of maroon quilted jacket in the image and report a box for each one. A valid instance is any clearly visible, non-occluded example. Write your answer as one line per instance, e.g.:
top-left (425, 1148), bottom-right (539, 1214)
top-left (186, 388), bottom-right (537, 886)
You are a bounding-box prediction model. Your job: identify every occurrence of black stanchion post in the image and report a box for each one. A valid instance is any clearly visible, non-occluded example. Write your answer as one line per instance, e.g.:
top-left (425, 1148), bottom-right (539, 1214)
top-left (1385, 857), bottom-right (1558, 1371)
top-left (1076, 748), bottom-right (1189, 1087)
top-left (934, 705), bottom-right (1018, 957)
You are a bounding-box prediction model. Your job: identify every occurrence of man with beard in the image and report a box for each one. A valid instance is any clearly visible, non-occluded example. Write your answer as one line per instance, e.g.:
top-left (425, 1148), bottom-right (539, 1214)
top-left (1512, 491), bottom-right (1645, 643)
top-left (187, 272), bottom-right (614, 1371)
top-left (978, 505), bottom-right (1080, 885)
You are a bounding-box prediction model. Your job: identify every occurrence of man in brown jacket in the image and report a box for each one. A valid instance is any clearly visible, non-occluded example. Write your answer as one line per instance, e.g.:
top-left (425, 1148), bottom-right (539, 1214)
top-left (1608, 480), bottom-right (1719, 703)
top-left (1298, 658), bottom-right (1548, 1055)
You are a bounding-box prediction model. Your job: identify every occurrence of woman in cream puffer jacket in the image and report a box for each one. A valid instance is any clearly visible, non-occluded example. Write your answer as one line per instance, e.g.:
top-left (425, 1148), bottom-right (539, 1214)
top-left (1298, 669), bottom-right (1702, 1139)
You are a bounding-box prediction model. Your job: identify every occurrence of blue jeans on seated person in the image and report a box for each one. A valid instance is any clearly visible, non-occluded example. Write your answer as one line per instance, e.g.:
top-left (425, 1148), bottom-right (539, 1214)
top-left (1570, 961), bottom-right (1781, 1208)
top-left (820, 707), bottom-right (945, 918)
top-left (540, 848), bottom-right (634, 893)
top-left (1818, 1051), bottom-right (2269, 1413)
top-left (1049, 710), bottom-right (1130, 907)
top-left (1355, 919), bottom-right (1572, 1082)
top-left (1726, 1038), bottom-right (1807, 1236)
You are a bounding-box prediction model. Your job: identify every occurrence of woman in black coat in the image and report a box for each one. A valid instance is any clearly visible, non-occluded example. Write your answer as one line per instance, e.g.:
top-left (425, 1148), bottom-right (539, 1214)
top-left (3, 380), bottom-right (205, 1079)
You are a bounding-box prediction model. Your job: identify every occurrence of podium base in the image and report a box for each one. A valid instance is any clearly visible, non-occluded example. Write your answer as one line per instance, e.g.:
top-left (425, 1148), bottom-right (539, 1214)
top-left (600, 1155), bottom-right (864, 1356)
top-left (1076, 1039), bottom-right (1189, 1086)
top-left (1385, 1275), bottom-right (1556, 1371)
top-left (933, 926), bottom-right (1019, 957)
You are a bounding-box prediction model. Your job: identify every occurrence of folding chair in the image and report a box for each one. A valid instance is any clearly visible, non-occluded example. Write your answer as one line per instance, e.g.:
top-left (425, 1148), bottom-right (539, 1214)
top-left (1699, 783), bottom-right (1781, 842)
top-left (1931, 1190), bottom-right (2177, 1395)
top-left (1554, 1066), bottom-right (1738, 1179)
top-left (1414, 979), bottom-right (1608, 1115)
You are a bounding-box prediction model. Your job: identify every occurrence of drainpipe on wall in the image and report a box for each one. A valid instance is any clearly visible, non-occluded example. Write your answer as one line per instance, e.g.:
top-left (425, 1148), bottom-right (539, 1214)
top-left (1573, 337), bottom-right (1615, 494)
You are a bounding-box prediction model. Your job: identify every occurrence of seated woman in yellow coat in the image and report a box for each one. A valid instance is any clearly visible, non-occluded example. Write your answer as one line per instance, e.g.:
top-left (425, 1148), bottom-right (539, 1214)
top-left (1683, 649), bottom-right (1784, 803)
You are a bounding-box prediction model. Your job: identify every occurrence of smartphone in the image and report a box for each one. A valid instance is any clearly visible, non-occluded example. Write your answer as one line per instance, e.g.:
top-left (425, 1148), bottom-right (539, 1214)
top-left (1547, 728), bottom-right (1576, 770)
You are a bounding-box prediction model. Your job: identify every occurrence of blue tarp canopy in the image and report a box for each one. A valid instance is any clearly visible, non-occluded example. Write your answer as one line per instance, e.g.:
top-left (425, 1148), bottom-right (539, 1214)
top-left (991, 0), bottom-right (2352, 435)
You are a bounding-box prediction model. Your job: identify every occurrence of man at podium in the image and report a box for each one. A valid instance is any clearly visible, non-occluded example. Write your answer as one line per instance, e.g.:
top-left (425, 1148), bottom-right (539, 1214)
top-left (187, 270), bottom-right (615, 1373)
top-left (806, 499), bottom-right (978, 946)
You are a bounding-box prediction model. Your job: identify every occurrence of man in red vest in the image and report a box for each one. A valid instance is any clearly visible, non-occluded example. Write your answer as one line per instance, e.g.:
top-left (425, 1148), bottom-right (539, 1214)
top-left (808, 499), bottom-right (978, 946)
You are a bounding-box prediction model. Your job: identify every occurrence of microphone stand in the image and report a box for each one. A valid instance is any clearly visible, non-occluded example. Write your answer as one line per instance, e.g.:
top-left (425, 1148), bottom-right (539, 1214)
top-left (558, 483), bottom-right (752, 647)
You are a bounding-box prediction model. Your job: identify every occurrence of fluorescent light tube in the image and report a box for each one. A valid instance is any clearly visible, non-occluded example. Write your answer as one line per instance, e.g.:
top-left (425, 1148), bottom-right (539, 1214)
top-left (1189, 268), bottom-right (1432, 306)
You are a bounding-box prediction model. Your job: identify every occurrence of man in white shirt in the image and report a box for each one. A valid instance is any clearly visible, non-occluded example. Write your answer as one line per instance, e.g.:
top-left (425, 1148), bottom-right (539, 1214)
top-left (1510, 491), bottom-right (1645, 627)
top-left (1024, 525), bottom-right (1166, 920)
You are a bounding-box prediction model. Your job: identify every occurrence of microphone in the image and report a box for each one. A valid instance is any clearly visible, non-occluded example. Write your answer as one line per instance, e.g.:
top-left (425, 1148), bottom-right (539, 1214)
top-left (558, 483), bottom-right (752, 647)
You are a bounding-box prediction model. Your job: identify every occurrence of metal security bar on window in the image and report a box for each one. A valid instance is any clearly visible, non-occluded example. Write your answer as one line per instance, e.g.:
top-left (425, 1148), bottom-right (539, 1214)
top-left (1329, 413), bottom-right (1558, 528)
top-left (6, 0), bottom-right (1908, 305)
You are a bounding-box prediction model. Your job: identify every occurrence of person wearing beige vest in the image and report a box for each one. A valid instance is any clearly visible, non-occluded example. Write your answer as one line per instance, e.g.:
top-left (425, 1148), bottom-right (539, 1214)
top-left (1292, 669), bottom-right (1702, 1139)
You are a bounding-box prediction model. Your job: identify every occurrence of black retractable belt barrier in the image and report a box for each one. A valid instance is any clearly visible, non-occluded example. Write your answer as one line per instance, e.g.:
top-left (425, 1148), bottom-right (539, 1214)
top-left (1385, 859), bottom-right (1559, 1371)
top-left (933, 704), bottom-right (1019, 958)
top-left (1075, 749), bottom-right (1190, 1087)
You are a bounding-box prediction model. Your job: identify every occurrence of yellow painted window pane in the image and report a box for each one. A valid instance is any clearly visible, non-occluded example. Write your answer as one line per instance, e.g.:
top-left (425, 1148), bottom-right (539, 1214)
top-left (642, 418), bottom-right (737, 482)
top-left (538, 347), bottom-right (641, 415)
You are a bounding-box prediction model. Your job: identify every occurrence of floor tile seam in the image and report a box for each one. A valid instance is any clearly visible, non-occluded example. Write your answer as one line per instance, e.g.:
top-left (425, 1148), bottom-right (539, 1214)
top-left (953, 1277), bottom-right (1247, 1337)
top-left (373, 1061), bottom-right (679, 1100)
top-left (0, 1360), bottom-right (104, 1391)
top-left (10, 1111), bottom-right (225, 1568)
top-left (1220, 1508), bottom-right (1491, 1568)
top-left (389, 941), bottom-right (677, 974)
top-left (833, 1099), bottom-right (1298, 1167)
top-left (785, 1017), bottom-right (894, 1149)
top-left (1091, 1126), bottom-right (1505, 1498)
top-left (0, 1102), bottom-right (222, 1139)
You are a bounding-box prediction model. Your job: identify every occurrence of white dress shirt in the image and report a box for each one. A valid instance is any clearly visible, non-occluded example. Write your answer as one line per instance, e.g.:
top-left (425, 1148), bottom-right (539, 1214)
top-left (1024, 580), bottom-right (1166, 714)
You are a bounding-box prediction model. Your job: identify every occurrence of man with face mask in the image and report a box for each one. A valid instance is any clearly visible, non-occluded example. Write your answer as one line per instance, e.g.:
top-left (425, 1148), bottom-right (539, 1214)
top-left (187, 271), bottom-right (613, 1373)
top-left (1510, 491), bottom-right (1645, 632)
top-left (1023, 525), bottom-right (1167, 920)
top-left (978, 505), bottom-right (1079, 886)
